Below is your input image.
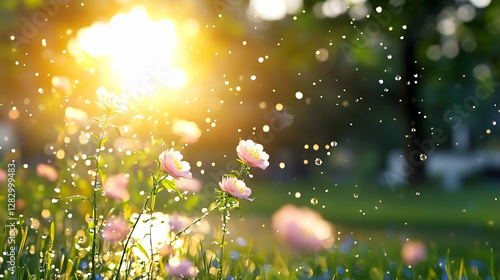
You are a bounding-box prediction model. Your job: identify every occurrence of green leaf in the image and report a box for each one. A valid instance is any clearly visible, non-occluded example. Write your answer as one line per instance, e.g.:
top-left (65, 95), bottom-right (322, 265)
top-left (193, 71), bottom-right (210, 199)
top-left (57, 195), bottom-right (92, 203)
top-left (224, 173), bottom-right (238, 178)
top-left (50, 222), bottom-right (55, 243)
top-left (99, 168), bottom-right (106, 183)
top-left (100, 138), bottom-right (109, 147)
top-left (134, 243), bottom-right (150, 260)
top-left (161, 180), bottom-right (183, 198)
top-left (16, 226), bottom-right (28, 268)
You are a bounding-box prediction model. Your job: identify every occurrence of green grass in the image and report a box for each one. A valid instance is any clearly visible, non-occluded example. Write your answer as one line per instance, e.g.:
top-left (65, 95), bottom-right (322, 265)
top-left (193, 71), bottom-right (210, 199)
top-left (3, 176), bottom-right (500, 279)
top-left (243, 178), bottom-right (500, 259)
top-left (247, 179), bottom-right (500, 228)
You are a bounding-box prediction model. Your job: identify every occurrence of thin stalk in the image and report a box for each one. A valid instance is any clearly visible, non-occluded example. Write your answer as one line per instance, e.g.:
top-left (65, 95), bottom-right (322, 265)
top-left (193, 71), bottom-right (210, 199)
top-left (91, 112), bottom-right (110, 278)
top-left (214, 163), bottom-right (248, 280)
top-left (115, 187), bottom-right (154, 280)
top-left (170, 201), bottom-right (221, 245)
top-left (217, 194), bottom-right (229, 280)
top-left (147, 170), bottom-right (162, 280)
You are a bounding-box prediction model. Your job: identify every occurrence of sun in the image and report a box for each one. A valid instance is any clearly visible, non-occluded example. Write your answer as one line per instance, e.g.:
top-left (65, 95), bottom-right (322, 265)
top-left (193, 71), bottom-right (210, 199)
top-left (67, 6), bottom-right (188, 95)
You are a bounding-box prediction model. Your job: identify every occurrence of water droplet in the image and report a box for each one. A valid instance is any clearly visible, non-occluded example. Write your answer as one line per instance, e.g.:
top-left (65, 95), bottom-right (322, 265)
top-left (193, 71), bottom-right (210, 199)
top-left (331, 141), bottom-right (337, 147)
top-left (295, 192), bottom-right (301, 198)
top-left (310, 198), bottom-right (318, 205)
top-left (378, 79), bottom-right (384, 84)
top-left (419, 154), bottom-right (427, 161)
top-left (315, 158), bottom-right (323, 166)
top-left (353, 193), bottom-right (359, 198)
top-left (51, 199), bottom-right (58, 203)
top-left (395, 75), bottom-right (401, 81)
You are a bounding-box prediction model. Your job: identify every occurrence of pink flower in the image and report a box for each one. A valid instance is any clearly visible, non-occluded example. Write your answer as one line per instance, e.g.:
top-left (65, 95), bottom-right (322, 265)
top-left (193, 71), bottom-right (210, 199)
top-left (219, 177), bottom-right (253, 201)
top-left (103, 174), bottom-right (130, 201)
top-left (172, 119), bottom-right (202, 144)
top-left (157, 243), bottom-right (174, 257)
top-left (236, 140), bottom-right (269, 170)
top-left (37, 164), bottom-right (58, 182)
top-left (402, 241), bottom-right (427, 265)
top-left (166, 258), bottom-right (197, 279)
top-left (159, 149), bottom-right (192, 179)
top-left (102, 216), bottom-right (129, 243)
top-left (272, 204), bottom-right (333, 252)
top-left (168, 214), bottom-right (184, 232)
top-left (16, 198), bottom-right (26, 211)
top-left (0, 169), bottom-right (7, 184)
top-left (174, 177), bottom-right (202, 193)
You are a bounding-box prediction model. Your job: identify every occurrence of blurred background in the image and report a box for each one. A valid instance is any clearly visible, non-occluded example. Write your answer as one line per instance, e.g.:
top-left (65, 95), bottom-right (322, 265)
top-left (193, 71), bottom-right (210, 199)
top-left (1, 0), bottom-right (500, 268)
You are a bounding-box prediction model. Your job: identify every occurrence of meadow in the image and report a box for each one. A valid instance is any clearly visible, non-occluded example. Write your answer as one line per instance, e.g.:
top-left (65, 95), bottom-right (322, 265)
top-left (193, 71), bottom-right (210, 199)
top-left (2, 1), bottom-right (500, 279)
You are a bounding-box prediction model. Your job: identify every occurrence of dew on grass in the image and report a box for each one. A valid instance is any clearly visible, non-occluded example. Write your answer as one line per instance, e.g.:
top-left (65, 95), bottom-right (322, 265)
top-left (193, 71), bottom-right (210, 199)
top-left (315, 158), bottom-right (323, 166)
top-left (419, 154), bottom-right (427, 161)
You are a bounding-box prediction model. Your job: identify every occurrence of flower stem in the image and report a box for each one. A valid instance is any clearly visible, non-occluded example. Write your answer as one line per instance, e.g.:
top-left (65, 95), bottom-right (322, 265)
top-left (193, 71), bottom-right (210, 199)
top-left (147, 170), bottom-right (162, 280)
top-left (170, 201), bottom-right (221, 245)
top-left (115, 184), bottom-right (155, 280)
top-left (217, 193), bottom-right (229, 280)
top-left (91, 112), bottom-right (110, 278)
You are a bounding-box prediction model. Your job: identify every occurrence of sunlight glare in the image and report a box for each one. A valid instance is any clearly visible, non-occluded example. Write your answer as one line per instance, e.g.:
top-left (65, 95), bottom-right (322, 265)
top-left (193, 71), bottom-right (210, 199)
top-left (248, 0), bottom-right (302, 21)
top-left (70, 6), bottom-right (187, 94)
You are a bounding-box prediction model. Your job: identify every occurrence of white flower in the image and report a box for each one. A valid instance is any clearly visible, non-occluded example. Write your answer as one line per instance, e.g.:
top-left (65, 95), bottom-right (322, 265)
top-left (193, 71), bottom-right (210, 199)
top-left (96, 88), bottom-right (128, 114)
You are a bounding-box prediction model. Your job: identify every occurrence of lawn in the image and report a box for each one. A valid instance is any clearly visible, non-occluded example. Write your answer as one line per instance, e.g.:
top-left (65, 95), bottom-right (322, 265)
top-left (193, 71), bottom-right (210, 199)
top-left (244, 178), bottom-right (500, 259)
